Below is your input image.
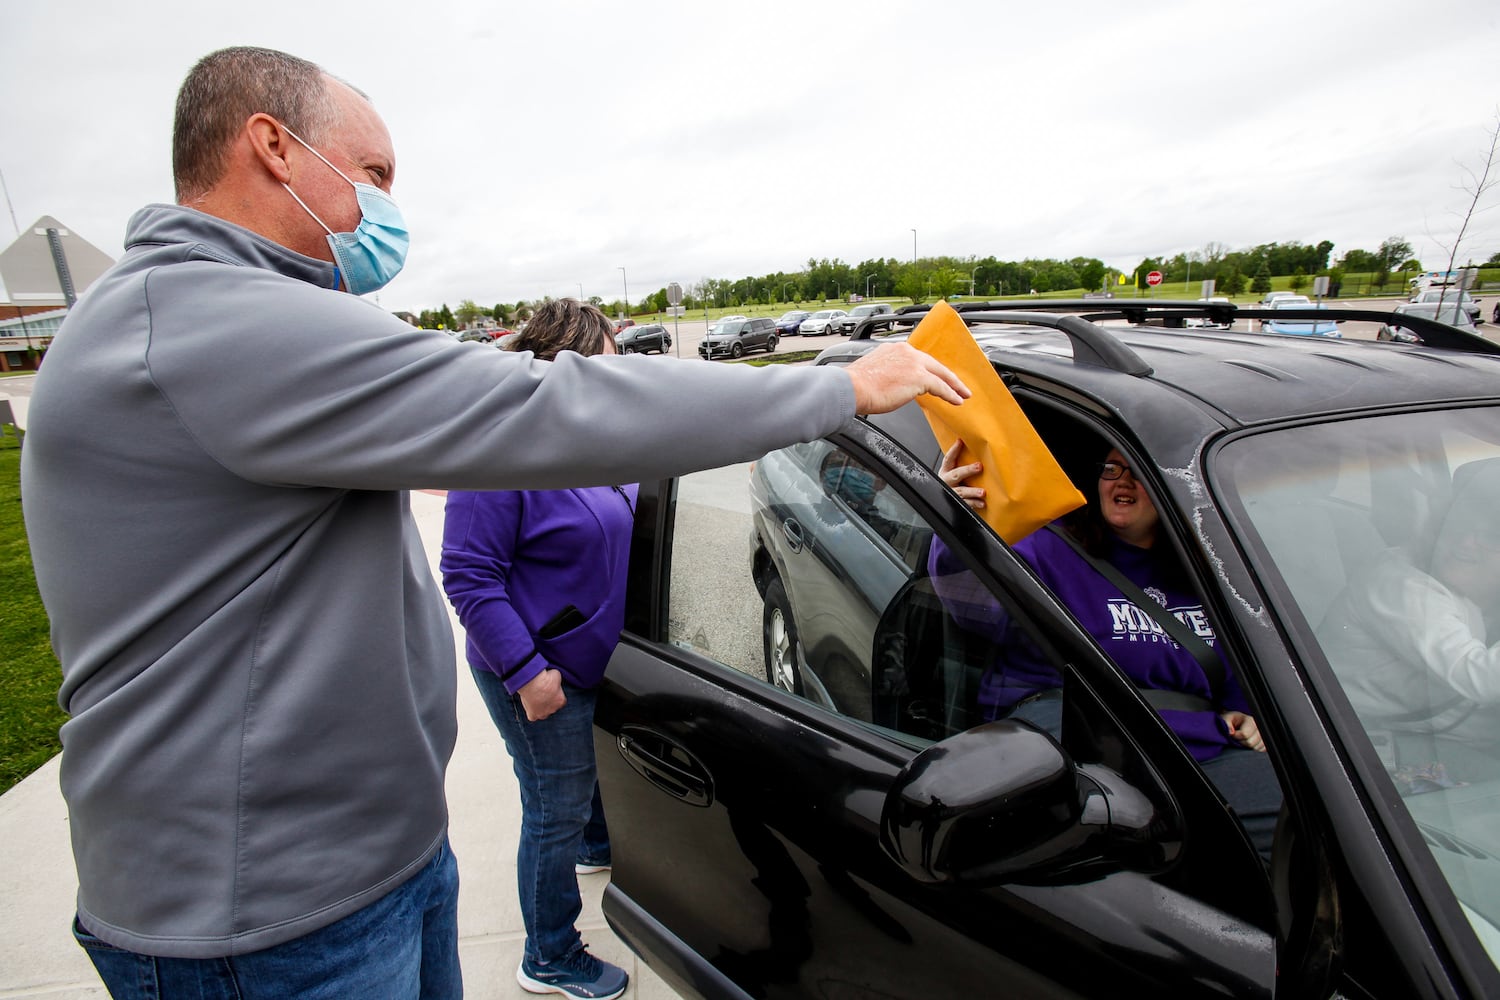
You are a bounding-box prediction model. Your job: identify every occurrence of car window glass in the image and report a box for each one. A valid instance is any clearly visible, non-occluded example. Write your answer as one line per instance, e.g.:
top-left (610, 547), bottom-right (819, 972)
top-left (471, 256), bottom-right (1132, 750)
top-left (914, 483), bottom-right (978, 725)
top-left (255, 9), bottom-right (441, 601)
top-left (661, 445), bottom-right (1045, 744)
top-left (1218, 408), bottom-right (1500, 960)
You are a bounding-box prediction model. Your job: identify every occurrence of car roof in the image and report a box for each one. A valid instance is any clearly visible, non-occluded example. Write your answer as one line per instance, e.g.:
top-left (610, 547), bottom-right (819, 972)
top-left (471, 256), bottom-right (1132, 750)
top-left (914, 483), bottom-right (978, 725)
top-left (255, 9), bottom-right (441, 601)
top-left (824, 301), bottom-right (1500, 429)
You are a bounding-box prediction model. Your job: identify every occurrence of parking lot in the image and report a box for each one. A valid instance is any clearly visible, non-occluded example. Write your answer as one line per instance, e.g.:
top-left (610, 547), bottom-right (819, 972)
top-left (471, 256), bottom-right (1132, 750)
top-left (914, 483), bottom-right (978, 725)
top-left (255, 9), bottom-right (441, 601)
top-left (627, 296), bottom-right (1491, 362)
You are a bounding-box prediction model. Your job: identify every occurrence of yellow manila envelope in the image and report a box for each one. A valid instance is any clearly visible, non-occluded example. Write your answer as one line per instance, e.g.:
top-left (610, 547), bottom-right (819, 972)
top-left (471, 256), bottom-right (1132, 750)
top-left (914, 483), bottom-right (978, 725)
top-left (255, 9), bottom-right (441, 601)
top-left (910, 300), bottom-right (1086, 543)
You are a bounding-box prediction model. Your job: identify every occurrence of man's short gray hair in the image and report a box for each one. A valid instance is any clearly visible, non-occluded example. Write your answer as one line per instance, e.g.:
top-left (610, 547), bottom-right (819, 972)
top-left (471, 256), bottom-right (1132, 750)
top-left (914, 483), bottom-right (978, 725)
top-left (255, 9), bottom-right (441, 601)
top-left (172, 46), bottom-right (343, 202)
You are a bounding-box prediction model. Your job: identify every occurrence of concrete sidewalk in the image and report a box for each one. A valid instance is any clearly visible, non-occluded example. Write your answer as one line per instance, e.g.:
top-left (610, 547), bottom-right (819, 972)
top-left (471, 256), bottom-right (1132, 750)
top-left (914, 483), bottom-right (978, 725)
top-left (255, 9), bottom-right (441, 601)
top-left (0, 488), bottom-right (677, 999)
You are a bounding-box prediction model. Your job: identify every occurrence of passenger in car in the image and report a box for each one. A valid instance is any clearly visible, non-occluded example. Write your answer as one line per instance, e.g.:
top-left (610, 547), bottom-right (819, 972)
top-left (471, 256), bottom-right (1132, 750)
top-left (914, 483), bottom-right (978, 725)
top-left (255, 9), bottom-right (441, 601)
top-left (1318, 458), bottom-right (1500, 778)
top-left (931, 440), bottom-right (1282, 858)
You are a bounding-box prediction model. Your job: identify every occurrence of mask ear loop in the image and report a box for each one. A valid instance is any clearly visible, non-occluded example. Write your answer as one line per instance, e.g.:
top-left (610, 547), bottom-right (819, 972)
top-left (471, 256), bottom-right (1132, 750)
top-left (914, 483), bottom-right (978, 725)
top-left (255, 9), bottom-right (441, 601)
top-left (277, 121), bottom-right (354, 292)
top-left (280, 184), bottom-right (345, 291)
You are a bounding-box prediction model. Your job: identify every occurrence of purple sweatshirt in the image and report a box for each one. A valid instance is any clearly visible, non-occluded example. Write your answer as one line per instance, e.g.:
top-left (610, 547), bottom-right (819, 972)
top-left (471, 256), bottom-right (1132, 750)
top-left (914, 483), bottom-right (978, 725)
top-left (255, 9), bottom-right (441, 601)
top-left (931, 527), bottom-right (1250, 761)
top-left (441, 484), bottom-right (638, 693)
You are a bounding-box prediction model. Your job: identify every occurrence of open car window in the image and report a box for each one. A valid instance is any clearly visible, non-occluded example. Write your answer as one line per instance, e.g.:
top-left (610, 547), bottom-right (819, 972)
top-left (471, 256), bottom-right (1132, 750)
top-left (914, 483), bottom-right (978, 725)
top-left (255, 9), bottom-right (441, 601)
top-left (661, 443), bottom-right (1056, 746)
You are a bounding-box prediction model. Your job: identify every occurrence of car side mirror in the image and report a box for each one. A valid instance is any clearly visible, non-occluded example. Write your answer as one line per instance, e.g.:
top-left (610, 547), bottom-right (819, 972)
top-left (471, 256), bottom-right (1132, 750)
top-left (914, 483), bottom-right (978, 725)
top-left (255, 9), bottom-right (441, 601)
top-left (879, 720), bottom-right (1166, 886)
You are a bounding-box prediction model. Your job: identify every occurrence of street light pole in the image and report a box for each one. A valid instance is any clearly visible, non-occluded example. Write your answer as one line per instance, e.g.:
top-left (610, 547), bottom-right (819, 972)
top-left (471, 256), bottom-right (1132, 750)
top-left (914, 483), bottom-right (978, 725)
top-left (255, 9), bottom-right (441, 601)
top-left (577, 283), bottom-right (584, 301)
top-left (910, 229), bottom-right (917, 265)
top-left (617, 267), bottom-right (628, 320)
top-left (865, 273), bottom-right (875, 298)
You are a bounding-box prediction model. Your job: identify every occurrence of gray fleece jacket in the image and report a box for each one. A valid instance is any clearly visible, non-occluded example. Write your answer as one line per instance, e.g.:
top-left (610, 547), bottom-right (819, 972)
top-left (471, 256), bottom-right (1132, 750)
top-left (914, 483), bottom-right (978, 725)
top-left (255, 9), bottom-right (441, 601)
top-left (21, 204), bottom-right (855, 957)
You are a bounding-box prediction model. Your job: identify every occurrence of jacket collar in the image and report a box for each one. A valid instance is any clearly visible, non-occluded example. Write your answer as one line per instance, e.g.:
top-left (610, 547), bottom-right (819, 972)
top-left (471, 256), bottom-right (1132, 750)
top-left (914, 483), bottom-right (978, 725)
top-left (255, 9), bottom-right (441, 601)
top-left (125, 203), bottom-right (341, 290)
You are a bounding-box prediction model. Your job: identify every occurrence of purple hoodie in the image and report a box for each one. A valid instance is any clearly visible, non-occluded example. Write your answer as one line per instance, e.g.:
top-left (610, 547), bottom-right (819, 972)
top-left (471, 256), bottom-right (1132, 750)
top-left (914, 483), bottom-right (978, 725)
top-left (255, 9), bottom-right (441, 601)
top-left (441, 484), bottom-right (638, 693)
top-left (931, 527), bottom-right (1250, 761)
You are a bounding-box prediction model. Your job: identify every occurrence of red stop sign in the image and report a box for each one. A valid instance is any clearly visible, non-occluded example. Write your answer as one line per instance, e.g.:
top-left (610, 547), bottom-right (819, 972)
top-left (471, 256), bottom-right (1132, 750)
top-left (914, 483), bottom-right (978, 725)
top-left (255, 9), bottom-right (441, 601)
top-left (1147, 270), bottom-right (1163, 286)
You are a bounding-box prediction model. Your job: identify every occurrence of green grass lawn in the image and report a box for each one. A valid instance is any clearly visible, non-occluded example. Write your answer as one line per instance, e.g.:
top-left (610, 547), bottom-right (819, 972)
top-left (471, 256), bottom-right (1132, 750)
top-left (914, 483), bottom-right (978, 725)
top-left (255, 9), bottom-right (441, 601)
top-left (0, 434), bottom-right (66, 795)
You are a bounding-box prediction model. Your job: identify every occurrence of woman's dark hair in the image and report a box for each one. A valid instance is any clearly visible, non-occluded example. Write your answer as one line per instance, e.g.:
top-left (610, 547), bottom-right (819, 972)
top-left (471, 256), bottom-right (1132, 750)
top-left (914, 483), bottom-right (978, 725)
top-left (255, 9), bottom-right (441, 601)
top-left (1060, 443), bottom-right (1189, 588)
top-left (510, 299), bottom-right (614, 361)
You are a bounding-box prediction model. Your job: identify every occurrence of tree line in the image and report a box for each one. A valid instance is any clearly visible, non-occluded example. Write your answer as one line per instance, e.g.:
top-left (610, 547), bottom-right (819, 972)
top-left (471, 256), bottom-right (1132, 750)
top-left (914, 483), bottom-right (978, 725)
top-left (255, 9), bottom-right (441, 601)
top-left (414, 240), bottom-right (1500, 330)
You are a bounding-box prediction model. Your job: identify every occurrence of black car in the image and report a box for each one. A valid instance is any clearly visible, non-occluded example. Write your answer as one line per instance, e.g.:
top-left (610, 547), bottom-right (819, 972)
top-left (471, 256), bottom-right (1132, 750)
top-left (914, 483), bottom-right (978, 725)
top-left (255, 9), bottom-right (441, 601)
top-left (596, 300), bottom-right (1500, 999)
top-left (616, 323), bottom-right (672, 354)
top-left (699, 316), bottom-right (778, 359)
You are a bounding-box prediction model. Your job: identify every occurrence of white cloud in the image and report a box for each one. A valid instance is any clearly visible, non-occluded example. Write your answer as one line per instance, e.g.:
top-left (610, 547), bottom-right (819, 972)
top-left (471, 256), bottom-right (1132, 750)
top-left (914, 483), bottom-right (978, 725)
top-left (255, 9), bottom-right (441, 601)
top-left (2, 0), bottom-right (1497, 313)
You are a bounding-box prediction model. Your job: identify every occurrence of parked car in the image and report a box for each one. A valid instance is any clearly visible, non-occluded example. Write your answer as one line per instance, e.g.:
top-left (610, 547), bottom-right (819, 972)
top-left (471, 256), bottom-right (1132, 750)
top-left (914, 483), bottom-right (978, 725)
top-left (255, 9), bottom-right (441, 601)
top-left (798, 309), bottom-right (849, 336)
top-left (698, 316), bottom-right (778, 359)
top-left (774, 310), bottom-right (813, 337)
top-left (1410, 289), bottom-right (1483, 326)
top-left (1377, 301), bottom-right (1478, 343)
top-left (1262, 299), bottom-right (1340, 337)
top-left (594, 299), bottom-right (1500, 999)
top-left (455, 328), bottom-right (496, 343)
top-left (1258, 290), bottom-right (1302, 309)
top-left (1187, 295), bottom-right (1233, 329)
top-left (615, 318), bottom-right (637, 334)
top-left (830, 302), bottom-right (896, 335)
top-left (615, 323), bottom-right (672, 354)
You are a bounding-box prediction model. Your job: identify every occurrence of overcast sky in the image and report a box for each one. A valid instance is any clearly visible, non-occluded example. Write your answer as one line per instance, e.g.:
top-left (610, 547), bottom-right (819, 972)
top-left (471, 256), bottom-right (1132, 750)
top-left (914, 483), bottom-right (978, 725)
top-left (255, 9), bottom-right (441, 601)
top-left (2, 0), bottom-right (1498, 315)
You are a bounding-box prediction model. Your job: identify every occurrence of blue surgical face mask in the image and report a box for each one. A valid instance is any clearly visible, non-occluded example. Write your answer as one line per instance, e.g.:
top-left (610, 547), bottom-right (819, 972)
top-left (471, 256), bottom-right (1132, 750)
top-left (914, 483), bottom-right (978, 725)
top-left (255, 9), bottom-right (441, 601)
top-left (278, 123), bottom-right (409, 295)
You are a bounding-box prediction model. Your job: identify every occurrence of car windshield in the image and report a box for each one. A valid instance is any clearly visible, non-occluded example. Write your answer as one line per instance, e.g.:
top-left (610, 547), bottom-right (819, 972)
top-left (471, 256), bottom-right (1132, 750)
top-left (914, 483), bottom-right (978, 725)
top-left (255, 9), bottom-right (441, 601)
top-left (1273, 297), bottom-right (1312, 308)
top-left (811, 311), bottom-right (834, 320)
top-left (716, 321), bottom-right (746, 335)
top-left (1217, 407), bottom-right (1500, 962)
top-left (778, 312), bottom-right (807, 322)
top-left (1423, 290), bottom-right (1474, 304)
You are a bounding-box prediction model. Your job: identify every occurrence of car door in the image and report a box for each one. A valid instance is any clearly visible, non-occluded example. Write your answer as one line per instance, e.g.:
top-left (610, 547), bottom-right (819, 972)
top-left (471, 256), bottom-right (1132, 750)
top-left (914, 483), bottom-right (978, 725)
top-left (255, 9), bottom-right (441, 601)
top-left (596, 418), bottom-right (1279, 1000)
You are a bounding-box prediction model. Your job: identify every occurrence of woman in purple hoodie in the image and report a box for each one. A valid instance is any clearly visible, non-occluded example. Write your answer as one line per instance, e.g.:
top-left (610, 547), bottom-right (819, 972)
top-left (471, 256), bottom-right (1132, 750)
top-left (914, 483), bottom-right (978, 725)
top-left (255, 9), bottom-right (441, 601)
top-left (932, 440), bottom-right (1281, 859)
top-left (440, 299), bottom-right (634, 1000)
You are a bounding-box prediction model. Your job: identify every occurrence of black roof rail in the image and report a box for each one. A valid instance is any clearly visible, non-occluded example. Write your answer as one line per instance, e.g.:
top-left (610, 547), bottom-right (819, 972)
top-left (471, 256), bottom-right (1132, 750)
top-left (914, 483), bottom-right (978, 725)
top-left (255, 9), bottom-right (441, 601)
top-left (873, 299), bottom-right (1500, 357)
top-left (854, 306), bottom-right (1153, 376)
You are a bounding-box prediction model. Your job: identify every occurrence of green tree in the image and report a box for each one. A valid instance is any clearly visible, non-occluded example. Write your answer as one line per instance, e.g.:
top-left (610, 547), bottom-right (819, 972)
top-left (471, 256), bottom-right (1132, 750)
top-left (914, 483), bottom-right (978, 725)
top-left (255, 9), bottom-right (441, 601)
top-left (1288, 267), bottom-right (1307, 292)
top-left (896, 265), bottom-right (927, 304)
top-left (455, 299), bottom-right (484, 328)
top-left (1045, 264), bottom-right (1080, 292)
top-left (930, 267), bottom-right (962, 300)
top-left (1250, 260), bottom-right (1272, 295)
top-left (1377, 237), bottom-right (1414, 274)
top-left (1077, 259), bottom-right (1106, 291)
top-left (1325, 266), bottom-right (1345, 298)
top-left (1219, 265), bottom-right (1247, 296)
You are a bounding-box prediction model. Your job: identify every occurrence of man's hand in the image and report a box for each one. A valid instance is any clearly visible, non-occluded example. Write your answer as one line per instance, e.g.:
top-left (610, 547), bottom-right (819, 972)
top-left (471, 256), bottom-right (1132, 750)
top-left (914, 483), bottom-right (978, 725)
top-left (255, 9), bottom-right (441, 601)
top-left (518, 668), bottom-right (566, 721)
top-left (846, 343), bottom-right (969, 414)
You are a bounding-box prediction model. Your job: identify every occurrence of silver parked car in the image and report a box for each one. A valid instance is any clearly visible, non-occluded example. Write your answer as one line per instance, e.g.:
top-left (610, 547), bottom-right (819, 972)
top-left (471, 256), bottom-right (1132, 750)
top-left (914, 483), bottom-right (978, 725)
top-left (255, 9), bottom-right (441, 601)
top-left (798, 309), bottom-right (849, 336)
top-left (830, 302), bottom-right (895, 335)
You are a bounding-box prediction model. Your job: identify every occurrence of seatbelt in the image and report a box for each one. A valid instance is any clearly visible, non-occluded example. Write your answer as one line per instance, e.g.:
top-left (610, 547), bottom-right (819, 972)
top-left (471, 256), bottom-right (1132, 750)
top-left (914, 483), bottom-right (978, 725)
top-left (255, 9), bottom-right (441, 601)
top-left (1044, 524), bottom-right (1226, 711)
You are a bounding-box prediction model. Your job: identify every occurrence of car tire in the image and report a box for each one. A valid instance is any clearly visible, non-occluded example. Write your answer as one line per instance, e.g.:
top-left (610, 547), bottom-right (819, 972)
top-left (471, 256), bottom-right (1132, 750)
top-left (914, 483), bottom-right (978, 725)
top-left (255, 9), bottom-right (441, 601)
top-left (765, 335), bottom-right (778, 353)
top-left (762, 577), bottom-right (802, 696)
top-left (730, 342), bottom-right (744, 359)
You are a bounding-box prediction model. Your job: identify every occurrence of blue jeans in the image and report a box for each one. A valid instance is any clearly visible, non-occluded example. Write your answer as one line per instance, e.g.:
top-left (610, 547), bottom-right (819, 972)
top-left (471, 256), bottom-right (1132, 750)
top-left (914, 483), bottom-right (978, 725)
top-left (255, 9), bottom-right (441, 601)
top-left (74, 836), bottom-right (461, 999)
top-left (470, 668), bottom-right (609, 966)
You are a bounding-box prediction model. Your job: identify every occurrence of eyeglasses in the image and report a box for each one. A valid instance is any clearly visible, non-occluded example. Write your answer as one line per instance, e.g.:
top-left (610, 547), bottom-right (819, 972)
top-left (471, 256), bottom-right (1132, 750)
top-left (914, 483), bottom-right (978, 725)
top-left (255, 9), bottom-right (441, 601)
top-left (1098, 461), bottom-right (1134, 481)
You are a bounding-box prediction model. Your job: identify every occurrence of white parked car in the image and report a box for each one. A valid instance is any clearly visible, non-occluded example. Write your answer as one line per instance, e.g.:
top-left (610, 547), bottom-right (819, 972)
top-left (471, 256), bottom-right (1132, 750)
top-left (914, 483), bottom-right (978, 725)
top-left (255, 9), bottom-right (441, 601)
top-left (797, 309), bottom-right (848, 336)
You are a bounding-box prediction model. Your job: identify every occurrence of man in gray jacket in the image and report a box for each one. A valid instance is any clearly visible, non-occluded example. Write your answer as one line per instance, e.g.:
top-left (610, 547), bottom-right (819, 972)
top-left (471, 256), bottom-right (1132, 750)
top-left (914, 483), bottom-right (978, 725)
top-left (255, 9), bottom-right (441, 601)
top-left (20, 46), bottom-right (965, 999)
